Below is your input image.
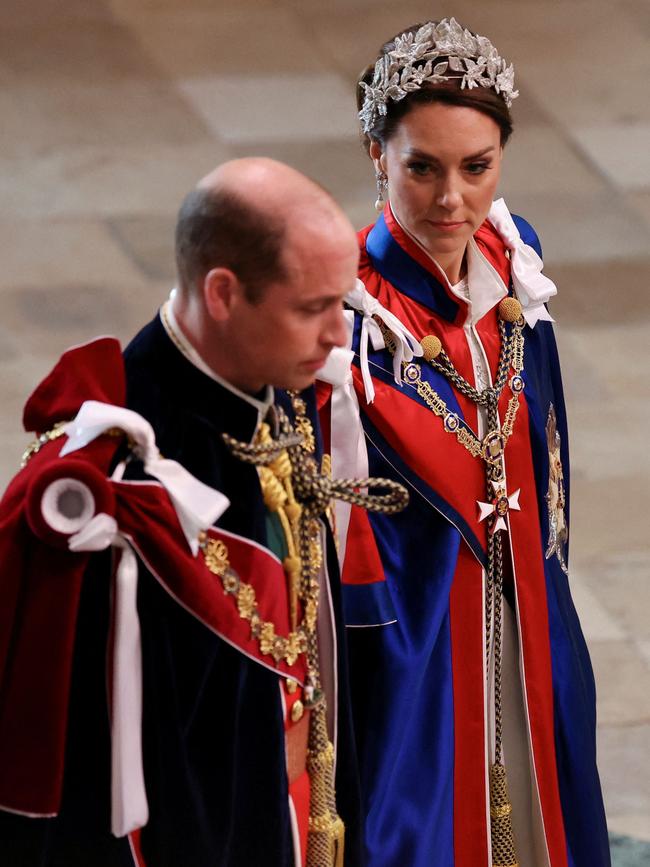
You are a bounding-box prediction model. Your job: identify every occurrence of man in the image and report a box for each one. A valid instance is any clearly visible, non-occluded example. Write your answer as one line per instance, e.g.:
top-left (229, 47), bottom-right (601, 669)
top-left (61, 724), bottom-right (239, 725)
top-left (0, 158), bottom-right (363, 866)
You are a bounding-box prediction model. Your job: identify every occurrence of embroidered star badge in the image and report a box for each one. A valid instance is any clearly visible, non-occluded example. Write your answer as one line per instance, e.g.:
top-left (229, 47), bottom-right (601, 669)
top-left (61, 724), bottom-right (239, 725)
top-left (477, 483), bottom-right (521, 534)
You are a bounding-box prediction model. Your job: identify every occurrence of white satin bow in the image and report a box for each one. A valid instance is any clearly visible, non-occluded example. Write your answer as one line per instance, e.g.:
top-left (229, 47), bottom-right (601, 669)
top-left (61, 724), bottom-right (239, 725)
top-left (488, 198), bottom-right (557, 327)
top-left (61, 401), bottom-right (229, 555)
top-left (59, 401), bottom-right (230, 837)
top-left (345, 278), bottom-right (423, 403)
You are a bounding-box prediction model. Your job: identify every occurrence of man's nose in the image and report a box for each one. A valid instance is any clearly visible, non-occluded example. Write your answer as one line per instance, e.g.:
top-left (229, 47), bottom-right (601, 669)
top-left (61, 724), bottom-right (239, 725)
top-left (322, 304), bottom-right (348, 349)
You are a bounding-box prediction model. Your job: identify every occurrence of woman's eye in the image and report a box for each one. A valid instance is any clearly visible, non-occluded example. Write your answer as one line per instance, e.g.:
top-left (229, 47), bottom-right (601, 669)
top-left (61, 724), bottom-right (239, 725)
top-left (407, 161), bottom-right (433, 176)
top-left (466, 161), bottom-right (490, 175)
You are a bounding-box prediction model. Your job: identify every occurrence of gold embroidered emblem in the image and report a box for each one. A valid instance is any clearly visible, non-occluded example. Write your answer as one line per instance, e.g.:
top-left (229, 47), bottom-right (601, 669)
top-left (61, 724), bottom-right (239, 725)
top-left (236, 583), bottom-right (256, 619)
top-left (545, 404), bottom-right (569, 575)
top-left (203, 538), bottom-right (230, 576)
top-left (292, 396), bottom-right (316, 454)
top-left (202, 537), bottom-right (309, 666)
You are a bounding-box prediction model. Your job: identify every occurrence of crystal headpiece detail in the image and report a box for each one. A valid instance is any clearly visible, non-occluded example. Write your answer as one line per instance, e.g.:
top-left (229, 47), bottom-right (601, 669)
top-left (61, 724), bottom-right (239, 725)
top-left (359, 18), bottom-right (518, 134)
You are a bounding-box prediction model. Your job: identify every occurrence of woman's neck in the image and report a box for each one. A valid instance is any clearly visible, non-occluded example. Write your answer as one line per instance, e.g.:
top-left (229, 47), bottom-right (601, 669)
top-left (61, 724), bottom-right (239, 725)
top-left (388, 206), bottom-right (467, 285)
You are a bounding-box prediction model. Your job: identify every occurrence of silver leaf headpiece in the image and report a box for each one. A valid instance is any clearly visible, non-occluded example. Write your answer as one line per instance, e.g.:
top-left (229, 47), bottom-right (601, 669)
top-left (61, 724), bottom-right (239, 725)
top-left (359, 18), bottom-right (518, 134)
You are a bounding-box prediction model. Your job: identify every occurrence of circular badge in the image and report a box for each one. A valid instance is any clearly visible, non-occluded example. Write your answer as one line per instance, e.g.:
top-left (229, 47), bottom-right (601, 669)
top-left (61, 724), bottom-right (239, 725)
top-left (444, 413), bottom-right (460, 432)
top-left (403, 363), bottom-right (421, 383)
top-left (510, 374), bottom-right (525, 393)
top-left (482, 430), bottom-right (505, 463)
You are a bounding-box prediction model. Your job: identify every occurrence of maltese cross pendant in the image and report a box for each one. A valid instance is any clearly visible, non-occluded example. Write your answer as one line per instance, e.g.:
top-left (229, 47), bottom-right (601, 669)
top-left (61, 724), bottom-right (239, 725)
top-left (477, 483), bottom-right (521, 534)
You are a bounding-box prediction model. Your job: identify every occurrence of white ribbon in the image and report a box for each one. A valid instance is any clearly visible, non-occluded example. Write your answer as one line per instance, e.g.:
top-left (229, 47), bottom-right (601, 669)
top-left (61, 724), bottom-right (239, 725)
top-left (488, 199), bottom-right (557, 328)
top-left (68, 514), bottom-right (148, 837)
top-left (57, 402), bottom-right (231, 837)
top-left (317, 323), bottom-right (369, 562)
top-left (318, 332), bottom-right (368, 568)
top-left (317, 283), bottom-right (421, 563)
top-left (68, 511), bottom-right (119, 553)
top-left (61, 401), bottom-right (230, 554)
top-left (345, 278), bottom-right (423, 404)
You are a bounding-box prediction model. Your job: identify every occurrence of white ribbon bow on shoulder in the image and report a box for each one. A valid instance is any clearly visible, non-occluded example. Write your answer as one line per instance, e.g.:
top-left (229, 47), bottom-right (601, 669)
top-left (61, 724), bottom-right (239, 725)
top-left (61, 401), bottom-right (229, 555)
top-left (57, 400), bottom-right (230, 838)
top-left (488, 198), bottom-right (557, 328)
top-left (344, 278), bottom-right (423, 404)
top-left (317, 283), bottom-right (421, 562)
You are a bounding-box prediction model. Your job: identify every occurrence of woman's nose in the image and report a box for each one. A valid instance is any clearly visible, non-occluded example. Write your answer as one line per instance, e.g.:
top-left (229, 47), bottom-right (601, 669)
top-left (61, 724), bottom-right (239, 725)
top-left (435, 180), bottom-right (463, 211)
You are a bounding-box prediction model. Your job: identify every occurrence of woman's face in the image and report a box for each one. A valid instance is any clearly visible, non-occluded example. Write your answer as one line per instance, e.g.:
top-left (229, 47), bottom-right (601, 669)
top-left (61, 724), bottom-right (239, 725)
top-left (371, 101), bottom-right (503, 282)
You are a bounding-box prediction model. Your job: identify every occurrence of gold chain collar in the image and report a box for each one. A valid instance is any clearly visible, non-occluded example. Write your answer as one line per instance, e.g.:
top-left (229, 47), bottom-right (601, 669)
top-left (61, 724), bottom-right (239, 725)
top-left (378, 298), bottom-right (525, 479)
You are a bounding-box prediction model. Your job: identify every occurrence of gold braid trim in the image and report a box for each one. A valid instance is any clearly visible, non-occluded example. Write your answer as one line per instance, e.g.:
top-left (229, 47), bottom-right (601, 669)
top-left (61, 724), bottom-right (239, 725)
top-left (20, 422), bottom-right (127, 468)
top-left (20, 422), bottom-right (70, 467)
top-left (490, 763), bottom-right (519, 866)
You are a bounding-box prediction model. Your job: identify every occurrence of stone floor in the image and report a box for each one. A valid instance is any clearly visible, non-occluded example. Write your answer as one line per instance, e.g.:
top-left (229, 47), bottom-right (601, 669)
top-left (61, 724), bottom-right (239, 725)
top-left (1, 0), bottom-right (648, 858)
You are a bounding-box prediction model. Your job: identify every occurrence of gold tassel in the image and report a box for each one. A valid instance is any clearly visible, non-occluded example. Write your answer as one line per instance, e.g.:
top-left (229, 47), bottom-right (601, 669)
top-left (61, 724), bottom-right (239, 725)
top-left (305, 707), bottom-right (345, 867)
top-left (333, 815), bottom-right (345, 867)
top-left (490, 762), bottom-right (519, 867)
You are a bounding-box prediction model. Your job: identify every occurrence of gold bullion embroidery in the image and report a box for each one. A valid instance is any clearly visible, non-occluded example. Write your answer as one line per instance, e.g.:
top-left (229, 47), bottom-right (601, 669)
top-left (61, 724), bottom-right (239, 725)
top-left (544, 404), bottom-right (569, 575)
top-left (202, 536), bottom-right (307, 667)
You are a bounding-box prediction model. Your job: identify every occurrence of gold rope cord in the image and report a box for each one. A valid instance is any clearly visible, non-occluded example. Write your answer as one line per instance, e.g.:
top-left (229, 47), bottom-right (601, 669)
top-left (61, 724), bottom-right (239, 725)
top-left (222, 397), bottom-right (407, 867)
top-left (379, 305), bottom-right (524, 866)
top-left (484, 385), bottom-right (519, 867)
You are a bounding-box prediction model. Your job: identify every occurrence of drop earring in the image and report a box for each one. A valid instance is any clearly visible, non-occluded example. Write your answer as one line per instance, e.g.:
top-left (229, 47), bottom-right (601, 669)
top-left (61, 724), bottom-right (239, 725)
top-left (375, 171), bottom-right (388, 212)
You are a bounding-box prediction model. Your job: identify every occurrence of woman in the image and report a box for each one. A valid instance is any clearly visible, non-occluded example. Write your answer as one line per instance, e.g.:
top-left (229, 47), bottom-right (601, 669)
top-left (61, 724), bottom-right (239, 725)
top-left (317, 18), bottom-right (610, 867)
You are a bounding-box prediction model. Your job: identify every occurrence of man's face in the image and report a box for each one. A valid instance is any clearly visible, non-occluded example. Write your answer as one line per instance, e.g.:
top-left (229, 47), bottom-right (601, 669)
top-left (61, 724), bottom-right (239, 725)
top-left (226, 225), bottom-right (358, 393)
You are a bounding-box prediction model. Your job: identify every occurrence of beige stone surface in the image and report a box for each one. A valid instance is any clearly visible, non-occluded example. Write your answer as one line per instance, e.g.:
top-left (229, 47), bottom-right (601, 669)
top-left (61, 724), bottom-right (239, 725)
top-left (0, 0), bottom-right (648, 844)
top-left (625, 189), bottom-right (650, 230)
top-left (570, 122), bottom-right (650, 191)
top-left (0, 218), bottom-right (149, 289)
top-left (0, 142), bottom-right (232, 219)
top-left (110, 5), bottom-right (330, 77)
top-left (177, 73), bottom-right (357, 143)
top-left (499, 125), bottom-right (608, 199)
top-left (2, 81), bottom-right (213, 160)
top-left (598, 725), bottom-right (650, 820)
top-left (589, 642), bottom-right (650, 726)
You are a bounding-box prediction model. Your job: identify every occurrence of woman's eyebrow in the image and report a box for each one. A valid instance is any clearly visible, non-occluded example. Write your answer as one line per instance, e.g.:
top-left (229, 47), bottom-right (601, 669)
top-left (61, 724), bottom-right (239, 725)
top-left (462, 146), bottom-right (496, 160)
top-left (403, 145), bottom-right (496, 162)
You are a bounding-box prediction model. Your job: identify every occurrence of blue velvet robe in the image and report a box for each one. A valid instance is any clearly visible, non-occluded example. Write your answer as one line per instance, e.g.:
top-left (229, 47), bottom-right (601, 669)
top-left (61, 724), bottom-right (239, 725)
top-left (0, 314), bottom-right (363, 867)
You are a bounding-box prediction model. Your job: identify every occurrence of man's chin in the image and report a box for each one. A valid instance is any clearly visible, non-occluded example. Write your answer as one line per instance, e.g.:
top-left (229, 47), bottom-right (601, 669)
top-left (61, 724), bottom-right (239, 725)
top-left (277, 370), bottom-right (318, 392)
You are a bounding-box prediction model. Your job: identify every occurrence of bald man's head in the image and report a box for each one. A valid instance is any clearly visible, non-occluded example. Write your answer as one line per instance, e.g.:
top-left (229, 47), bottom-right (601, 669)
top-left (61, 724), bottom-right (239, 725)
top-left (172, 159), bottom-right (359, 393)
top-left (175, 158), bottom-right (348, 304)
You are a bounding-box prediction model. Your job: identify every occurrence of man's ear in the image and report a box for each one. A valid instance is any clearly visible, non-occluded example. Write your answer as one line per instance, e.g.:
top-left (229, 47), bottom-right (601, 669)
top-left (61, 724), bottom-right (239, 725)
top-left (369, 140), bottom-right (385, 175)
top-left (203, 267), bottom-right (241, 322)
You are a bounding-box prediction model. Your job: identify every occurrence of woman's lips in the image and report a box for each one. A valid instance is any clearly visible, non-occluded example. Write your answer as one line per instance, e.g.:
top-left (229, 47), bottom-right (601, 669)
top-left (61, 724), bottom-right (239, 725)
top-left (428, 220), bottom-right (466, 231)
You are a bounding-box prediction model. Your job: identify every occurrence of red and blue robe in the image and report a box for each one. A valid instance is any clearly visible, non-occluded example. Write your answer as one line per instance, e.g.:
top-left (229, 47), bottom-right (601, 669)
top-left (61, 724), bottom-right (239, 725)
top-left (318, 206), bottom-right (609, 867)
